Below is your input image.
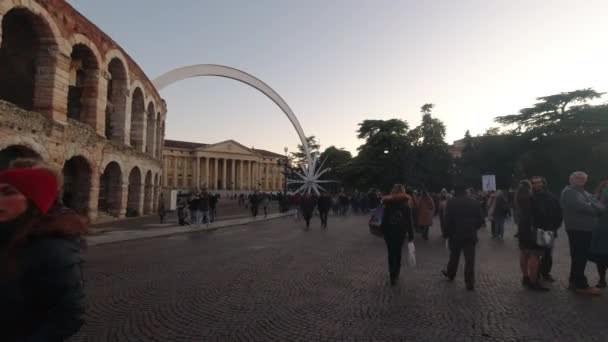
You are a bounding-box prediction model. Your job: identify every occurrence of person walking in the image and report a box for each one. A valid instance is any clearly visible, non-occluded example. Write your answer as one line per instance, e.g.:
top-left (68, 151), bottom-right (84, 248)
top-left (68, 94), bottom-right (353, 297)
top-left (438, 189), bottom-right (450, 238)
top-left (0, 167), bottom-right (87, 341)
top-left (199, 190), bottom-right (211, 224)
top-left (381, 184), bottom-right (415, 286)
top-left (441, 184), bottom-right (484, 291)
top-left (250, 191), bottom-right (260, 218)
top-left (209, 194), bottom-right (218, 222)
top-left (516, 180), bottom-right (549, 291)
top-left (188, 193), bottom-right (201, 226)
top-left (318, 192), bottom-right (332, 229)
top-left (561, 172), bottom-right (605, 295)
top-left (158, 193), bottom-right (166, 223)
top-left (261, 193), bottom-right (270, 218)
top-left (590, 180), bottom-right (608, 288)
top-left (530, 177), bottom-right (563, 283)
top-left (417, 191), bottom-right (435, 240)
top-left (301, 193), bottom-right (316, 229)
top-left (492, 190), bottom-right (509, 240)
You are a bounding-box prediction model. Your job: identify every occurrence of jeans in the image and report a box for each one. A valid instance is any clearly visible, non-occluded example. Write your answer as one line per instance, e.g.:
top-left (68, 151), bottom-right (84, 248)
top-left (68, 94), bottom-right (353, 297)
top-left (567, 230), bottom-right (593, 289)
top-left (319, 210), bottom-right (329, 227)
top-left (446, 239), bottom-right (476, 287)
top-left (540, 247), bottom-right (553, 276)
top-left (495, 218), bottom-right (505, 238)
top-left (200, 210), bottom-right (210, 224)
top-left (190, 209), bottom-right (200, 225)
top-left (383, 227), bottom-right (406, 279)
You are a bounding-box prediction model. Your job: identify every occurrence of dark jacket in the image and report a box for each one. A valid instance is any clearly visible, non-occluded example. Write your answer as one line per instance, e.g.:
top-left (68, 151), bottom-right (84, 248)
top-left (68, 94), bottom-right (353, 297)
top-left (381, 199), bottom-right (414, 242)
top-left (188, 197), bottom-right (200, 211)
top-left (445, 195), bottom-right (484, 242)
top-left (531, 190), bottom-right (563, 232)
top-left (317, 196), bottom-right (332, 212)
top-left (198, 194), bottom-right (210, 211)
top-left (301, 197), bottom-right (316, 217)
top-left (2, 231), bottom-right (86, 341)
top-left (492, 195), bottom-right (510, 220)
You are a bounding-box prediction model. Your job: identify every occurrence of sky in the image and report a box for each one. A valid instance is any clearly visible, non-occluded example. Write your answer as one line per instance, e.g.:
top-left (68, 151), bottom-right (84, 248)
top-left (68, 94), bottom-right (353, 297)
top-left (68, 0), bottom-right (608, 155)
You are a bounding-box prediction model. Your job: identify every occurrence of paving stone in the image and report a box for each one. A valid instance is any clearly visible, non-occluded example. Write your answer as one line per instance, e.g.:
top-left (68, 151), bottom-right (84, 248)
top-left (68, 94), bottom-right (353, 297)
top-left (70, 216), bottom-right (608, 342)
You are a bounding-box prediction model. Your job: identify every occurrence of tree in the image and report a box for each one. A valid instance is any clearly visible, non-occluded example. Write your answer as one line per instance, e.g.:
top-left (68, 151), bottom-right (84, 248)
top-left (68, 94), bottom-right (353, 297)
top-left (318, 146), bottom-right (353, 191)
top-left (291, 135), bottom-right (321, 167)
top-left (421, 103), bottom-right (435, 115)
top-left (484, 127), bottom-right (501, 136)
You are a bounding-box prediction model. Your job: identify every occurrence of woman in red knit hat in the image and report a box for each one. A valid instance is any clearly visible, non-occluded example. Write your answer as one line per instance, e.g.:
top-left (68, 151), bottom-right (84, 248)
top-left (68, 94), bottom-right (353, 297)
top-left (0, 167), bottom-right (88, 341)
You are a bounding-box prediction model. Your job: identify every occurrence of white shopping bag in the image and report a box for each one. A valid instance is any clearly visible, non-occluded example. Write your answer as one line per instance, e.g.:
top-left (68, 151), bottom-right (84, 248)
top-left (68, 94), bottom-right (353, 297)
top-left (407, 242), bottom-right (416, 267)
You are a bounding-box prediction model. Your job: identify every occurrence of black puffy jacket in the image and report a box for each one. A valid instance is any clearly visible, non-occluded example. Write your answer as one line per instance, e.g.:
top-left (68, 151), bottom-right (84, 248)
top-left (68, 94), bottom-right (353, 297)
top-left (1, 231), bottom-right (86, 341)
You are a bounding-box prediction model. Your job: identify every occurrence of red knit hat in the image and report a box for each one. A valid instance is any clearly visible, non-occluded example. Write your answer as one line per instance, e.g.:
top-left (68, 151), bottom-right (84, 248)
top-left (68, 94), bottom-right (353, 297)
top-left (0, 168), bottom-right (59, 215)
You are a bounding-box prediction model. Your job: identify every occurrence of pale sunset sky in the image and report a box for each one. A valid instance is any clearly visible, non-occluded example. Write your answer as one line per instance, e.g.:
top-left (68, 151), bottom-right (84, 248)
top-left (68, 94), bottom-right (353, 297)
top-left (69, 0), bottom-right (608, 155)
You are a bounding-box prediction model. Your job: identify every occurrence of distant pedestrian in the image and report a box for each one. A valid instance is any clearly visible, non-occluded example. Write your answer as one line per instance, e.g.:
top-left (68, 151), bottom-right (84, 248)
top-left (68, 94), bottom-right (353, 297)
top-left (561, 172), bottom-right (605, 295)
top-left (441, 184), bottom-right (484, 291)
top-left (417, 191), bottom-right (435, 240)
top-left (0, 167), bottom-right (88, 341)
top-left (188, 193), bottom-right (201, 226)
top-left (381, 184), bottom-right (414, 286)
top-left (177, 198), bottom-right (188, 225)
top-left (301, 193), bottom-right (316, 229)
top-left (250, 191), bottom-right (260, 217)
top-left (158, 193), bottom-right (166, 223)
top-left (318, 192), bottom-right (332, 229)
top-left (438, 189), bottom-right (450, 238)
top-left (261, 194), bottom-right (269, 218)
top-left (491, 190), bottom-right (509, 240)
top-left (209, 194), bottom-right (218, 222)
top-left (530, 177), bottom-right (562, 283)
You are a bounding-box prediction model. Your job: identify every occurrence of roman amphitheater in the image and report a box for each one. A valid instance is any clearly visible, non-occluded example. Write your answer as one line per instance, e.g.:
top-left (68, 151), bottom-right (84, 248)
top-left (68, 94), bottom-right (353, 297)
top-left (0, 0), bottom-right (166, 221)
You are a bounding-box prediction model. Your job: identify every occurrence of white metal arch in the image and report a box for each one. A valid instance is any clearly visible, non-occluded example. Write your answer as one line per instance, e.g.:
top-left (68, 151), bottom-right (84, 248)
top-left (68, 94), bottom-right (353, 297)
top-left (152, 64), bottom-right (311, 164)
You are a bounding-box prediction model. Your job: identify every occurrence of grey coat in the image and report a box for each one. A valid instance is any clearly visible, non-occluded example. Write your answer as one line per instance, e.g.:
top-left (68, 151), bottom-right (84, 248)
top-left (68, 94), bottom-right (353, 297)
top-left (560, 185), bottom-right (605, 232)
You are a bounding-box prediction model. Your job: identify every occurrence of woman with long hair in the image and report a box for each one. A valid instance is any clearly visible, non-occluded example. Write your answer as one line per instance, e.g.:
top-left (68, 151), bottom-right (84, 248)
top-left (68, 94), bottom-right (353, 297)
top-left (516, 179), bottom-right (549, 291)
top-left (381, 184), bottom-right (415, 286)
top-left (0, 167), bottom-right (88, 341)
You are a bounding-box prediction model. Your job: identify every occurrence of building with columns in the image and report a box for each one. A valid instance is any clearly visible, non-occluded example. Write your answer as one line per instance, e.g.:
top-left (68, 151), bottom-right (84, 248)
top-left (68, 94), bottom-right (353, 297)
top-left (163, 139), bottom-right (286, 193)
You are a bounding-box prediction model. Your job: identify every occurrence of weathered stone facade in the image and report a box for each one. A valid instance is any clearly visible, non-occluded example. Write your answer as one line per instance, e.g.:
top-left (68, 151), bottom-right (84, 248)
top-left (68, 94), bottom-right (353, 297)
top-left (0, 0), bottom-right (166, 221)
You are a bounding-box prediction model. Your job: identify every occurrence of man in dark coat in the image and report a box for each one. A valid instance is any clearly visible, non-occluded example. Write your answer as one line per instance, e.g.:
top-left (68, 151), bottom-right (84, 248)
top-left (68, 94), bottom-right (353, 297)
top-left (301, 193), bottom-right (317, 229)
top-left (442, 184), bottom-right (484, 290)
top-left (317, 192), bottom-right (332, 229)
top-left (250, 191), bottom-right (260, 218)
top-left (530, 176), bottom-right (563, 282)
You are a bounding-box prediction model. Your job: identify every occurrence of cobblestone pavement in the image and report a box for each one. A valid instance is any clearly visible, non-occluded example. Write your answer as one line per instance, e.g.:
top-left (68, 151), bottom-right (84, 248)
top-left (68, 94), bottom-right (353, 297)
top-left (71, 215), bottom-right (608, 342)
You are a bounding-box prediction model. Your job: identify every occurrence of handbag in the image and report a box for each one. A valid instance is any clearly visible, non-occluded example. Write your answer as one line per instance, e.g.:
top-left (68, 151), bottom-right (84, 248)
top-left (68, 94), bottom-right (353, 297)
top-left (369, 207), bottom-right (384, 237)
top-left (536, 228), bottom-right (555, 248)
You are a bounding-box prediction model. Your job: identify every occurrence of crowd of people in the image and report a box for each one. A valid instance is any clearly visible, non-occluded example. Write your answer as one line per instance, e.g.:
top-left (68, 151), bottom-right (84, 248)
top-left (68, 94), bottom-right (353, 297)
top-left (372, 171), bottom-right (608, 296)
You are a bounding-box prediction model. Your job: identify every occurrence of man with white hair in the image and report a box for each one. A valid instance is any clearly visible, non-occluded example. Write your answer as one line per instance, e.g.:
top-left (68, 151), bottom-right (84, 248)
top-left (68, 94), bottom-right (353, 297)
top-left (561, 171), bottom-right (605, 295)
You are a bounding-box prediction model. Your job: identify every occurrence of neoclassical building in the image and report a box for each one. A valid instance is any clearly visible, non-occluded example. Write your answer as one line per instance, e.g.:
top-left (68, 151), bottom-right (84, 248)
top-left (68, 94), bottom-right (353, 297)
top-left (0, 0), bottom-right (166, 220)
top-left (163, 140), bottom-right (286, 193)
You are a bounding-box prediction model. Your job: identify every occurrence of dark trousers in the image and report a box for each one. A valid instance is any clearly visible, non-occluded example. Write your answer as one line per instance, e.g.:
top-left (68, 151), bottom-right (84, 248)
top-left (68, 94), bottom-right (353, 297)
top-left (383, 227), bottom-right (406, 279)
top-left (598, 264), bottom-right (607, 283)
top-left (446, 239), bottom-right (476, 286)
top-left (251, 205), bottom-right (258, 217)
top-left (540, 247), bottom-right (553, 277)
top-left (567, 230), bottom-right (592, 289)
top-left (319, 210), bottom-right (329, 227)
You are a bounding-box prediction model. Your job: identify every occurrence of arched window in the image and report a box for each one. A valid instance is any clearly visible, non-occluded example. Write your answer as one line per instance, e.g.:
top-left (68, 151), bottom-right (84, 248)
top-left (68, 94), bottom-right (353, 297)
top-left (105, 58), bottom-right (128, 141)
top-left (67, 44), bottom-right (99, 127)
top-left (0, 8), bottom-right (57, 113)
top-left (130, 88), bottom-right (145, 151)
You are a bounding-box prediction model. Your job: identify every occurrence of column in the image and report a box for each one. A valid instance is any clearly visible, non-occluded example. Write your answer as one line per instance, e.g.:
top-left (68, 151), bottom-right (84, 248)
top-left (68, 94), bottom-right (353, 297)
top-left (248, 161), bottom-right (253, 190)
top-left (231, 159), bottom-right (236, 190)
top-left (264, 163), bottom-right (269, 190)
top-left (205, 157), bottom-right (210, 189)
top-left (119, 184), bottom-right (129, 218)
top-left (172, 156), bottom-right (178, 188)
top-left (222, 159), bottom-right (227, 190)
top-left (183, 157), bottom-right (188, 188)
top-left (239, 160), bottom-right (244, 191)
top-left (195, 156), bottom-right (201, 189)
top-left (163, 159), bottom-right (169, 187)
top-left (213, 159), bottom-right (219, 190)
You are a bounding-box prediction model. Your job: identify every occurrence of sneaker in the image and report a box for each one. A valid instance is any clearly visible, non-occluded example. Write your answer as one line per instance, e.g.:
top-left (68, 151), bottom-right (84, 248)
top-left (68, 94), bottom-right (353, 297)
top-left (528, 282), bottom-right (550, 292)
top-left (541, 274), bottom-right (556, 283)
top-left (575, 287), bottom-right (602, 296)
top-left (441, 270), bottom-right (454, 282)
